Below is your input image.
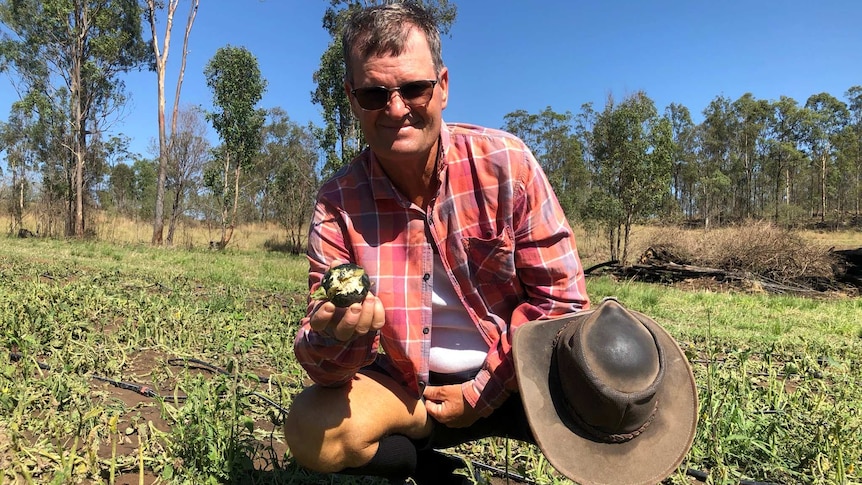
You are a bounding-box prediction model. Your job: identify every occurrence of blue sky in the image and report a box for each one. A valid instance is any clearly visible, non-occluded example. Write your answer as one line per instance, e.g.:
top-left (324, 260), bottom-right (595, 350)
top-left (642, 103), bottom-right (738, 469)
top-left (1, 0), bottom-right (861, 161)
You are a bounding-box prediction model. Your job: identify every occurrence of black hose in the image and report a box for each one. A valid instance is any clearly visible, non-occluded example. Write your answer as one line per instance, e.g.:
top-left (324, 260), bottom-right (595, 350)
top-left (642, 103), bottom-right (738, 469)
top-left (465, 456), bottom-right (536, 484)
top-left (687, 468), bottom-right (779, 485)
top-left (8, 352), bottom-right (292, 413)
top-left (167, 356), bottom-right (274, 384)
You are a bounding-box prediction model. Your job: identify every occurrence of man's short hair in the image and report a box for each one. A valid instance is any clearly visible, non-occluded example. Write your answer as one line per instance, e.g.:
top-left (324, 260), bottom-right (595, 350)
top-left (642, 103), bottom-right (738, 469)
top-left (341, 2), bottom-right (445, 84)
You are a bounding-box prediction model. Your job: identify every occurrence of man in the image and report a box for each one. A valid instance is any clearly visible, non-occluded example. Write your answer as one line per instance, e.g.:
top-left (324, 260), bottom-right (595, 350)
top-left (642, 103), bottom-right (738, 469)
top-left (284, 3), bottom-right (589, 483)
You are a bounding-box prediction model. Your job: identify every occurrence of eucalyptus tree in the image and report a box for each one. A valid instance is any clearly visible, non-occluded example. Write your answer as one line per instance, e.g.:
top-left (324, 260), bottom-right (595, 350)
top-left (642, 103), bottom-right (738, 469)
top-left (107, 162), bottom-right (137, 216)
top-left (1, 91), bottom-right (72, 236)
top-left (164, 105), bottom-right (208, 245)
top-left (0, 104), bottom-right (38, 232)
top-left (766, 96), bottom-right (806, 223)
top-left (699, 95), bottom-right (736, 228)
top-left (665, 103), bottom-right (698, 218)
top-left (502, 106), bottom-right (587, 217)
top-left (29, 93), bottom-right (72, 236)
top-left (802, 93), bottom-right (849, 222)
top-left (843, 86), bottom-right (862, 216)
top-left (0, 0), bottom-right (152, 236)
top-left (254, 108), bottom-right (320, 253)
top-left (313, 0), bottom-right (457, 177)
top-left (589, 91), bottom-right (673, 264)
top-left (574, 102), bottom-right (599, 179)
top-left (732, 93), bottom-right (771, 218)
top-left (203, 45), bottom-right (267, 249)
top-left (145, 0), bottom-right (200, 245)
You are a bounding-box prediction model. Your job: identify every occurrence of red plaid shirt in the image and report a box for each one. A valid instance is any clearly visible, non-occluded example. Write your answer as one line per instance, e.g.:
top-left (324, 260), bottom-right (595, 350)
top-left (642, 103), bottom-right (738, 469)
top-left (294, 122), bottom-right (589, 416)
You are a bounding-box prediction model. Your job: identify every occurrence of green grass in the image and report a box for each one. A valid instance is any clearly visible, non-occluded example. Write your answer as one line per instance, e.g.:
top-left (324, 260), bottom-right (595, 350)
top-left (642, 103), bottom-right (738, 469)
top-left (1, 236), bottom-right (861, 484)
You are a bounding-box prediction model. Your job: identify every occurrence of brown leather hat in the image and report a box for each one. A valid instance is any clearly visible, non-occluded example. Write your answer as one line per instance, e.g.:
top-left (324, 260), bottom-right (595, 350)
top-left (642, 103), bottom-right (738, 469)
top-left (512, 298), bottom-right (698, 485)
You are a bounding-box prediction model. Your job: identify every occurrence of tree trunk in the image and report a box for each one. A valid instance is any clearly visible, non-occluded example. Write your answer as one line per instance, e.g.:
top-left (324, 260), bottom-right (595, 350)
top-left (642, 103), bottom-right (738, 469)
top-left (72, 1), bottom-right (88, 237)
top-left (220, 151), bottom-right (231, 247)
top-left (11, 169), bottom-right (22, 231)
top-left (821, 152), bottom-right (827, 223)
top-left (622, 212), bottom-right (634, 266)
top-left (167, 182), bottom-right (183, 246)
top-left (149, 0), bottom-right (174, 246)
top-left (152, 71), bottom-right (168, 245)
top-left (148, 0), bottom-right (198, 246)
top-left (224, 161), bottom-right (242, 247)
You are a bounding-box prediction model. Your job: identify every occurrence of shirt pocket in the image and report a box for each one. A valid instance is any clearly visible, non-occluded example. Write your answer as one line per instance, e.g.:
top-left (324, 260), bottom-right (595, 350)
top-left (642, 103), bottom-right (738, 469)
top-left (462, 225), bottom-right (516, 284)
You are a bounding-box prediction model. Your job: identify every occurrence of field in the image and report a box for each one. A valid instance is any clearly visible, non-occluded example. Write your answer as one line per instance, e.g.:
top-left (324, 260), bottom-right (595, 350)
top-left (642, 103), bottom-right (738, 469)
top-left (1, 219), bottom-right (861, 484)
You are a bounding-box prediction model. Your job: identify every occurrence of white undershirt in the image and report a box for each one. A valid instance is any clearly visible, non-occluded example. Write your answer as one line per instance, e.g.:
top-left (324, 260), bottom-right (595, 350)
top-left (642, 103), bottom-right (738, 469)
top-left (429, 252), bottom-right (488, 374)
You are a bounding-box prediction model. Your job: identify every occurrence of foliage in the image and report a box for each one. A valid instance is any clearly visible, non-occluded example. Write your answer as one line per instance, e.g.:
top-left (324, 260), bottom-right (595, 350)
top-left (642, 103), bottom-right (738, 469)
top-left (254, 108), bottom-right (320, 254)
top-left (144, 0), bottom-right (200, 247)
top-left (0, 0), bottom-right (153, 236)
top-left (503, 107), bottom-right (588, 218)
top-left (164, 105), bottom-right (209, 245)
top-left (203, 44), bottom-right (267, 249)
top-left (587, 91), bottom-right (673, 263)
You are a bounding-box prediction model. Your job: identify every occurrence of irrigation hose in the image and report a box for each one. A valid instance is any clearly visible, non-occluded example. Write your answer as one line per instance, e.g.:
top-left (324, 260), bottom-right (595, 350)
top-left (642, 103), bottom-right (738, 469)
top-left (686, 468), bottom-right (779, 485)
top-left (8, 352), bottom-right (293, 414)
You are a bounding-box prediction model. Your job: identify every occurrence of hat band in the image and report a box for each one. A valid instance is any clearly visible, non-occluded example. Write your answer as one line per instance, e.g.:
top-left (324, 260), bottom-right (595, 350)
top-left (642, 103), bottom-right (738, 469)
top-left (565, 398), bottom-right (660, 443)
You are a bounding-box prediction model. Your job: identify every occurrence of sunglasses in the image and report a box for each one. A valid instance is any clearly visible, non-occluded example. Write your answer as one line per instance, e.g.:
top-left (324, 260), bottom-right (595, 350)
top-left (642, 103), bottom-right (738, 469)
top-left (350, 79), bottom-right (438, 111)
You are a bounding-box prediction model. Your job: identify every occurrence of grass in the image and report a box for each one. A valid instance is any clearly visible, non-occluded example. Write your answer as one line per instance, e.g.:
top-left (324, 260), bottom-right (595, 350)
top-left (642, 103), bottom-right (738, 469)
top-left (1, 225), bottom-right (861, 484)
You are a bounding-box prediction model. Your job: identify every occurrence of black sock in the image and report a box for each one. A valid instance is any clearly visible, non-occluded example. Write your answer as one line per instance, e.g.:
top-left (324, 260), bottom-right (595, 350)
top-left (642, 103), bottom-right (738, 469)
top-left (338, 434), bottom-right (418, 480)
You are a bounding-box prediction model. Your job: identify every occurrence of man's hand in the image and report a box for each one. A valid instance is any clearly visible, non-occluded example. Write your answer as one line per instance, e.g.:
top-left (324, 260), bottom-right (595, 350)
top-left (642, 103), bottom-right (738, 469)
top-left (309, 293), bottom-right (384, 341)
top-left (309, 261), bottom-right (385, 341)
top-left (423, 382), bottom-right (482, 428)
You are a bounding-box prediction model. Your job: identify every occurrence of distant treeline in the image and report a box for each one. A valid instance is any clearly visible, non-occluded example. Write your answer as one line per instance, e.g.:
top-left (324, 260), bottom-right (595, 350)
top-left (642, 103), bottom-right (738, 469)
top-left (490, 88), bottom-right (861, 261)
top-left (1, 0), bottom-right (859, 261)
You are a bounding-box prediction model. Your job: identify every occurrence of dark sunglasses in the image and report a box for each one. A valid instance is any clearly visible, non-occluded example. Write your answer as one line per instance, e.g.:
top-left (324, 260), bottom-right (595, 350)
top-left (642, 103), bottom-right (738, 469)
top-left (350, 79), bottom-right (438, 111)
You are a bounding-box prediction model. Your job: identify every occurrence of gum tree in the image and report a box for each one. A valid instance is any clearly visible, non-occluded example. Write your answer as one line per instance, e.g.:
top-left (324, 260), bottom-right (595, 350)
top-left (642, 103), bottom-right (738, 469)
top-left (203, 45), bottom-right (266, 249)
top-left (145, 0), bottom-right (199, 245)
top-left (503, 107), bottom-right (588, 218)
top-left (0, 0), bottom-right (151, 236)
top-left (589, 91), bottom-right (673, 264)
top-left (802, 93), bottom-right (849, 222)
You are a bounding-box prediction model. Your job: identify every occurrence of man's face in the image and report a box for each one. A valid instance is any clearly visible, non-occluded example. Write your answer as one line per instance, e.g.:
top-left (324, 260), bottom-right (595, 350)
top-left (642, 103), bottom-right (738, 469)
top-left (345, 27), bottom-right (449, 168)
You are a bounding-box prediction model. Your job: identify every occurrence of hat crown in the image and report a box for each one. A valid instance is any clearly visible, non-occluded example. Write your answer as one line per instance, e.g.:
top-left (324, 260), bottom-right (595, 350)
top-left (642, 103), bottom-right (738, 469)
top-left (555, 299), bottom-right (665, 441)
top-left (582, 304), bottom-right (661, 392)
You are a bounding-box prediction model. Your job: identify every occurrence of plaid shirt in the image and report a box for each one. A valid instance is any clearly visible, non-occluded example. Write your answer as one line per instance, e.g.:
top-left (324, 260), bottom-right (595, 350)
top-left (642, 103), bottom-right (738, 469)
top-left (294, 122), bottom-right (589, 416)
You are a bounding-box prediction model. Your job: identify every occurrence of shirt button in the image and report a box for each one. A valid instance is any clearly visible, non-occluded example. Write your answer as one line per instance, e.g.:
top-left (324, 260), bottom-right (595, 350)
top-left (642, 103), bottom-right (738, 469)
top-left (423, 273), bottom-right (430, 282)
top-left (423, 327), bottom-right (430, 334)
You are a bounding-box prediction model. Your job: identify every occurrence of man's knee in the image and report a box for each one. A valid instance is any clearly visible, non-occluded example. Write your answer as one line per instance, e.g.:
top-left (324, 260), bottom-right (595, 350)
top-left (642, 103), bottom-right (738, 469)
top-left (285, 388), bottom-right (347, 472)
top-left (284, 374), bottom-right (427, 472)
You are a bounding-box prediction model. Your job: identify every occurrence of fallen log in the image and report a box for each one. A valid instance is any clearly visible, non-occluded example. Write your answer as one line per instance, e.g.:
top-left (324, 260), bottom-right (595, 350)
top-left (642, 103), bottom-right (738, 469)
top-left (586, 247), bottom-right (862, 296)
top-left (603, 261), bottom-right (827, 295)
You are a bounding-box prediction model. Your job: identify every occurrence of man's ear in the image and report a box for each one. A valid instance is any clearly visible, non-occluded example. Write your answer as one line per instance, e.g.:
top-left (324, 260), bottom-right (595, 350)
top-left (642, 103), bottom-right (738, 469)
top-left (344, 79), bottom-right (359, 117)
top-left (438, 67), bottom-right (449, 110)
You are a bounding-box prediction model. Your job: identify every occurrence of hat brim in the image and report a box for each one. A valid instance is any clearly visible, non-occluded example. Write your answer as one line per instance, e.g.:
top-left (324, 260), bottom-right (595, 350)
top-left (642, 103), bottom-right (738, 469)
top-left (512, 309), bottom-right (698, 485)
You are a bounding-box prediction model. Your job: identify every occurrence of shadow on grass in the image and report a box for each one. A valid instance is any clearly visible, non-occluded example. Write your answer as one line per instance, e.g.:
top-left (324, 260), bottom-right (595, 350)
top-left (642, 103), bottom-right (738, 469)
top-left (263, 238), bottom-right (304, 254)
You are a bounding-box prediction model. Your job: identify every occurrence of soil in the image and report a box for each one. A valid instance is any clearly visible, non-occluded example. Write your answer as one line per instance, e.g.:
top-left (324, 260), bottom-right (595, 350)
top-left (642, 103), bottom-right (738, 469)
top-left (78, 349), bottom-right (532, 485)
top-left (75, 348), bottom-right (292, 484)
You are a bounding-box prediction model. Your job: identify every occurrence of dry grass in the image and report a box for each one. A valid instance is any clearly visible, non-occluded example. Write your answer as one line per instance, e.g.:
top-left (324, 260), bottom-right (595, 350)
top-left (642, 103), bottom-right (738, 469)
top-left (4, 213), bottom-right (293, 252)
top-left (635, 221), bottom-right (846, 282)
top-left (6, 213), bottom-right (861, 276)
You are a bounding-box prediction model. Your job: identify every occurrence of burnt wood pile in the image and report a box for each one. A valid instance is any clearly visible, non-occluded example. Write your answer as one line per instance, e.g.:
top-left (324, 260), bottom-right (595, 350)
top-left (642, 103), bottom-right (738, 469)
top-left (585, 246), bottom-right (862, 296)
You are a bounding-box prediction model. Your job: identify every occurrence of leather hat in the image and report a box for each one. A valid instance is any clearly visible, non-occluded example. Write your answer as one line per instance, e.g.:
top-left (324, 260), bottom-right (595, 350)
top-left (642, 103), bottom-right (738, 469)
top-left (512, 298), bottom-right (698, 485)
